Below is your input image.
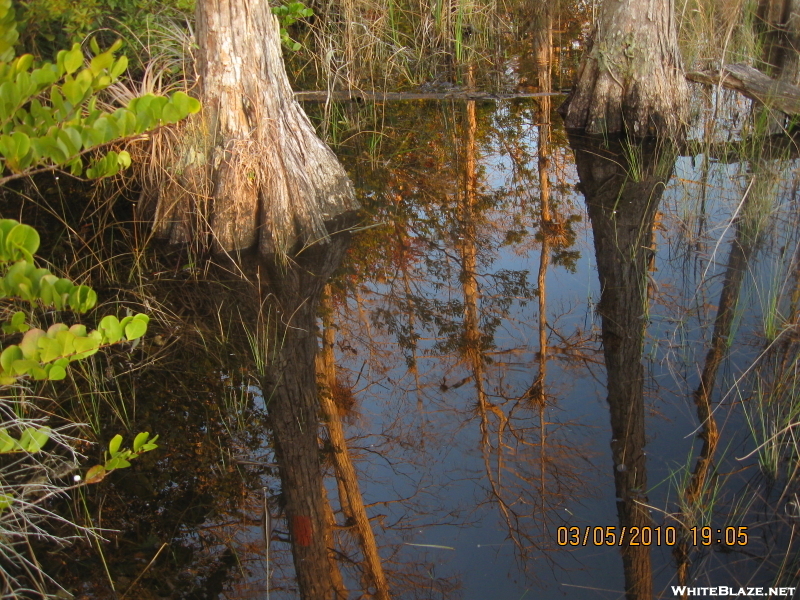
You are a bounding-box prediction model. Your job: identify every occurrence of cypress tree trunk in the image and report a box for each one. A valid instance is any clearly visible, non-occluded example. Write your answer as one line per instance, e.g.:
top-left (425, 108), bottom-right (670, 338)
top-left (559, 0), bottom-right (689, 137)
top-left (150, 3), bottom-right (363, 598)
top-left (152, 0), bottom-right (357, 257)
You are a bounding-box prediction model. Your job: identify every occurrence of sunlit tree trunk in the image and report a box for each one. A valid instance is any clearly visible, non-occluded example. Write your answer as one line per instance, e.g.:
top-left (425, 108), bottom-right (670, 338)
top-left (322, 492), bottom-right (349, 599)
top-left (532, 8), bottom-right (552, 407)
top-left (559, 0), bottom-right (689, 136)
top-left (153, 0), bottom-right (357, 257)
top-left (534, 22), bottom-right (552, 517)
top-left (160, 4), bottom-right (361, 598)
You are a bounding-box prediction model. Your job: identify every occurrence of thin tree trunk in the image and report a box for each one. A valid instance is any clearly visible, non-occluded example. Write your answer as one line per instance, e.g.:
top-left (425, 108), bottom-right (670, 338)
top-left (318, 292), bottom-right (392, 600)
top-left (322, 490), bottom-right (349, 600)
top-left (535, 24), bottom-right (553, 518)
top-left (533, 11), bottom-right (552, 407)
top-left (559, 0), bottom-right (688, 136)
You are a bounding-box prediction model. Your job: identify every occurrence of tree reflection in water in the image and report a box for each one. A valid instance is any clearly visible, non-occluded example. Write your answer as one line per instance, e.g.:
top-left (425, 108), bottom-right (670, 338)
top-left (35, 36), bottom-right (800, 597)
top-left (321, 63), bottom-right (598, 588)
top-left (568, 132), bottom-right (679, 599)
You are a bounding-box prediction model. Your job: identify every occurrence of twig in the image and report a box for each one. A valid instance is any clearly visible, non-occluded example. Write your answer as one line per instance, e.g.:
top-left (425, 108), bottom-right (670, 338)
top-left (120, 542), bottom-right (168, 599)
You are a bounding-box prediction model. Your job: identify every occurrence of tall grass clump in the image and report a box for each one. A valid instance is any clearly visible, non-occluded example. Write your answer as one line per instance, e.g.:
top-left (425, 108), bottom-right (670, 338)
top-left (104, 14), bottom-right (197, 103)
top-left (296, 0), bottom-right (518, 92)
top-left (676, 0), bottom-right (763, 71)
top-left (742, 233), bottom-right (800, 483)
top-left (0, 388), bottom-right (88, 597)
top-left (742, 373), bottom-right (799, 482)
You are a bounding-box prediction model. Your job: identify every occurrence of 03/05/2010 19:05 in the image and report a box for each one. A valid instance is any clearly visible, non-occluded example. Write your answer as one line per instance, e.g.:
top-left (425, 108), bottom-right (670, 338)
top-left (556, 526), bottom-right (749, 547)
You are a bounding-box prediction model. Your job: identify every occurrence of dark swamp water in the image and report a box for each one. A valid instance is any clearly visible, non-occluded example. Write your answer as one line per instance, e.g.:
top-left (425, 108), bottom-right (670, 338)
top-left (16, 29), bottom-right (800, 600)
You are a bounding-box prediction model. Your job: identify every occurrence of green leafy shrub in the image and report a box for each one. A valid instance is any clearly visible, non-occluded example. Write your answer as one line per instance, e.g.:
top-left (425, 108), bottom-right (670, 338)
top-left (0, 0), bottom-right (195, 592)
top-left (16, 0), bottom-right (196, 59)
top-left (0, 219), bottom-right (150, 384)
top-left (85, 431), bottom-right (159, 483)
top-left (0, 218), bottom-right (160, 591)
top-left (0, 11), bottom-right (200, 180)
top-left (272, 2), bottom-right (314, 51)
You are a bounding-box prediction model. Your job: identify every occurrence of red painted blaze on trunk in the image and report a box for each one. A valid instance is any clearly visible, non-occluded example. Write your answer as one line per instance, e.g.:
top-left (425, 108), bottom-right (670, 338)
top-left (292, 514), bottom-right (313, 546)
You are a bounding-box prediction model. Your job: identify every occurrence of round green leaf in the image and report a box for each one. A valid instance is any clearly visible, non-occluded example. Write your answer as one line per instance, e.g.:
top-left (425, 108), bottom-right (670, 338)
top-left (0, 344), bottom-right (21, 372)
top-left (108, 433), bottom-right (123, 456)
top-left (99, 314), bottom-right (122, 343)
top-left (63, 45), bottom-right (83, 75)
top-left (124, 318), bottom-right (147, 341)
top-left (19, 328), bottom-right (45, 358)
top-left (5, 223), bottom-right (39, 259)
top-left (47, 364), bottom-right (67, 380)
top-left (68, 285), bottom-right (97, 312)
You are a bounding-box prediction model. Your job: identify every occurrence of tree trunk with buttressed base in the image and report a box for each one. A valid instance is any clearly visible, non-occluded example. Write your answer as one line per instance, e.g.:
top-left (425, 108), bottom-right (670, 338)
top-left (559, 0), bottom-right (689, 137)
top-left (152, 0), bottom-right (357, 258)
top-left (149, 2), bottom-right (362, 598)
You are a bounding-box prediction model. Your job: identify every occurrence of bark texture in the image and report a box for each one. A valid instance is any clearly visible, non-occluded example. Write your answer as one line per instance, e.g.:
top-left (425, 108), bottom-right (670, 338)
top-left (153, 0), bottom-right (357, 257)
top-left (560, 0), bottom-right (689, 137)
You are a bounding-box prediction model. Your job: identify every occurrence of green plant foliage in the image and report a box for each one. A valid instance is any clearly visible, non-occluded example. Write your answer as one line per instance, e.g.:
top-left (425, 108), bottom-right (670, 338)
top-left (1, 310), bottom-right (28, 333)
top-left (272, 2), bottom-right (313, 51)
top-left (0, 260), bottom-right (97, 311)
top-left (0, 0), bottom-right (16, 62)
top-left (84, 432), bottom-right (159, 483)
top-left (0, 0), bottom-right (200, 180)
top-left (16, 0), bottom-right (196, 58)
top-left (0, 430), bottom-right (157, 514)
top-left (0, 221), bottom-right (150, 384)
top-left (0, 425), bottom-right (50, 453)
top-left (0, 220), bottom-right (156, 520)
top-left (0, 219), bottom-right (155, 527)
top-left (0, 218), bottom-right (39, 262)
top-left (0, 7), bottom-right (179, 594)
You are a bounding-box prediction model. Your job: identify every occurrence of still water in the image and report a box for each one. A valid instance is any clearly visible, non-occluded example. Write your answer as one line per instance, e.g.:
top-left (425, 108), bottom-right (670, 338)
top-left (317, 94), bottom-right (800, 598)
top-left (55, 87), bottom-right (800, 599)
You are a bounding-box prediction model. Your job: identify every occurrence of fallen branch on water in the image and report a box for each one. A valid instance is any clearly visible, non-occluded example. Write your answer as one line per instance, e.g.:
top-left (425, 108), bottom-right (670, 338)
top-left (687, 63), bottom-right (800, 115)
